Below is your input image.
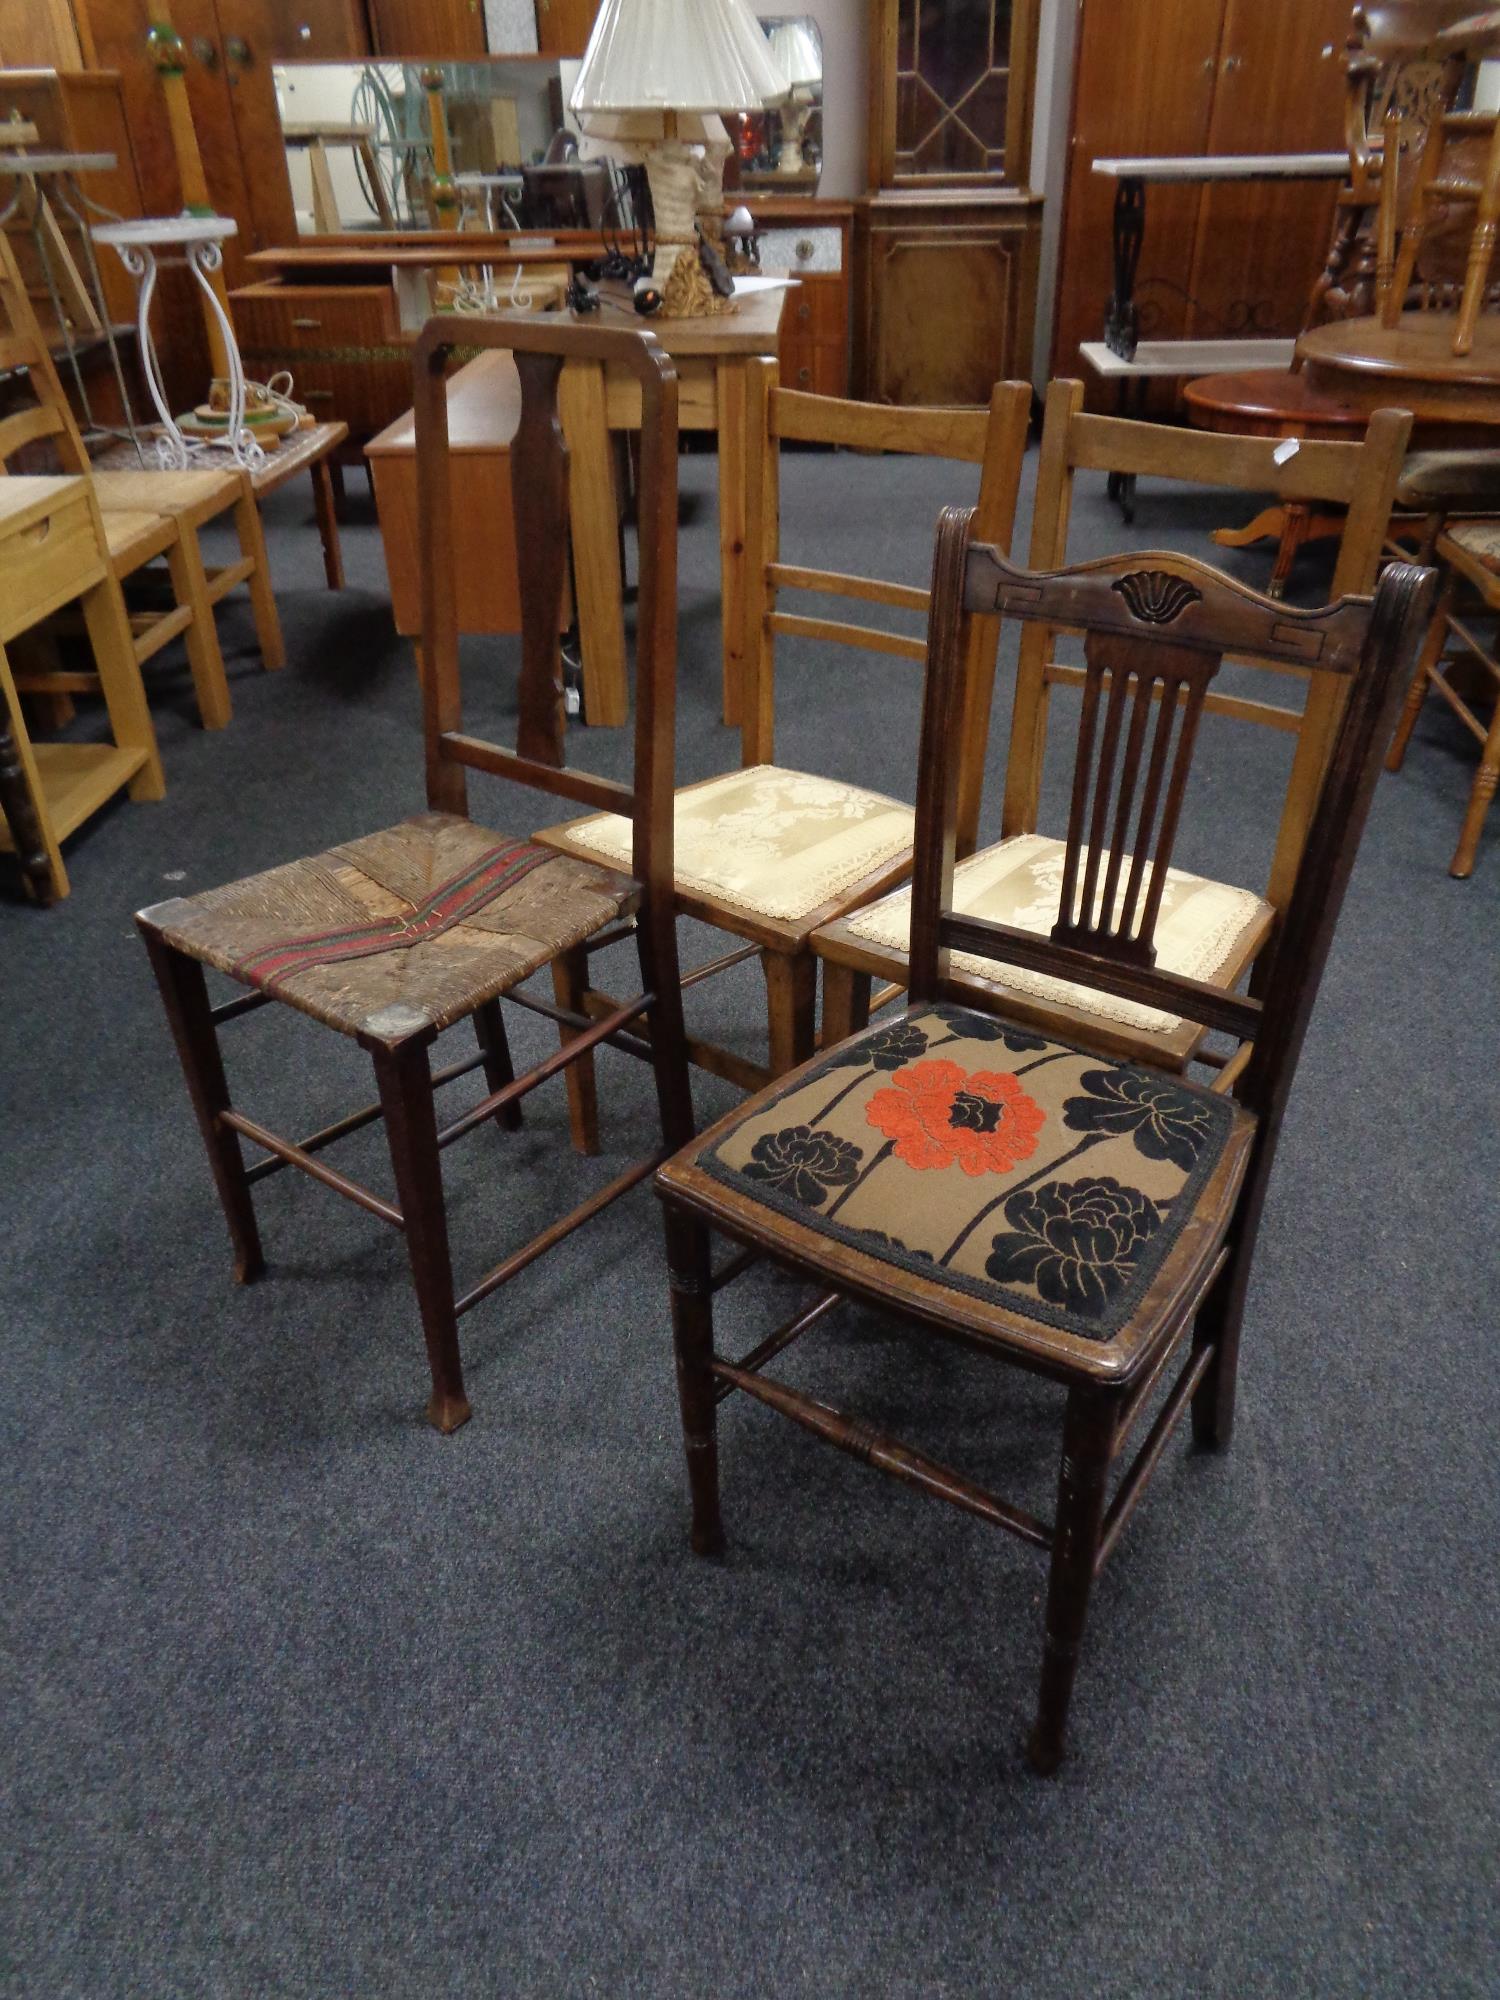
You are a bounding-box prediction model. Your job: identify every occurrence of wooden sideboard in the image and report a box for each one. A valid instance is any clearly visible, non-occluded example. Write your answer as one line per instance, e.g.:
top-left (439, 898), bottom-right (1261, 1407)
top-left (234, 198), bottom-right (852, 447)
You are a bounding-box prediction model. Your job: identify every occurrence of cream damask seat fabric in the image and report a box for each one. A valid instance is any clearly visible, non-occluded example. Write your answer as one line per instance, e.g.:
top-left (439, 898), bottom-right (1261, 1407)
top-left (822, 832), bottom-right (1272, 1037)
top-left (551, 765), bottom-right (917, 927)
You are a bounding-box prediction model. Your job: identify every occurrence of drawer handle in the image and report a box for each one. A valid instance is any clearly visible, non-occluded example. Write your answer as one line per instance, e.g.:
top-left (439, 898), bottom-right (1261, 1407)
top-left (796, 237), bottom-right (814, 259)
top-left (796, 301), bottom-right (811, 321)
top-left (301, 388), bottom-right (334, 401)
top-left (21, 518), bottom-right (54, 547)
top-left (797, 367), bottom-right (811, 384)
top-left (291, 316), bottom-right (322, 329)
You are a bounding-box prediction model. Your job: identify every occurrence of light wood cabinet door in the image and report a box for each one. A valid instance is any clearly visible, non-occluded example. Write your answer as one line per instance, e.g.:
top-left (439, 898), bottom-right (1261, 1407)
top-left (535, 0), bottom-right (601, 59)
top-left (1186, 0), bottom-right (1350, 341)
top-left (1049, 0), bottom-right (1222, 381)
top-left (369, 0), bottom-right (488, 57)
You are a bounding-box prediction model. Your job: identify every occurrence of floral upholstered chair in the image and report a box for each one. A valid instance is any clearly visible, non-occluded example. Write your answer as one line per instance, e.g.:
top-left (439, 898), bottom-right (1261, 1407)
top-left (655, 516), bottom-right (1434, 1773)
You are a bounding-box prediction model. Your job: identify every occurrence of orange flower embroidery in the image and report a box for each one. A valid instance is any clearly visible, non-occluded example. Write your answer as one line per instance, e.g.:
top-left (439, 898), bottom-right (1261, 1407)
top-left (865, 1059), bottom-right (1047, 1177)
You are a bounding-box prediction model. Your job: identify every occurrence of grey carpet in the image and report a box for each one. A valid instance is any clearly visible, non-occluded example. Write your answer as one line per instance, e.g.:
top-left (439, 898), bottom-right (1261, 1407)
top-left (3, 439), bottom-right (1496, 1999)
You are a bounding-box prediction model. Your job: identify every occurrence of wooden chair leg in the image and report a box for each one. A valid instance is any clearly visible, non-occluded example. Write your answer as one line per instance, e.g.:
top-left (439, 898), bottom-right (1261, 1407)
top-left (140, 929), bottom-right (264, 1283)
top-left (762, 945), bottom-right (817, 1077)
top-left (818, 960), bottom-right (872, 1049)
top-left (310, 460), bottom-right (345, 592)
top-left (79, 574), bottom-right (164, 800)
top-left (1387, 580), bottom-right (1451, 772)
top-left (1028, 1388), bottom-right (1115, 1775)
top-left (664, 1202), bottom-right (724, 1556)
top-left (165, 530), bottom-right (234, 730)
top-left (369, 1033), bottom-right (470, 1434)
top-left (1451, 697), bottom-right (1500, 877)
top-left (0, 647), bottom-right (67, 902)
top-left (551, 945), bottom-right (601, 1156)
top-left (473, 996), bottom-right (522, 1131)
top-left (1266, 502), bottom-right (1310, 601)
top-left (233, 482), bottom-right (286, 670)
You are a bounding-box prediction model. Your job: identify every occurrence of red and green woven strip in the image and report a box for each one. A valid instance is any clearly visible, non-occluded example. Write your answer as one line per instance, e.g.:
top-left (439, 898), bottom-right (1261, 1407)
top-left (229, 839), bottom-right (556, 993)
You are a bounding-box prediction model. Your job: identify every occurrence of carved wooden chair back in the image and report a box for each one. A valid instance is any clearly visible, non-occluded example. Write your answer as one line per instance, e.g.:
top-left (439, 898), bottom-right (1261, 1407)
top-left (413, 310), bottom-right (689, 1133)
top-left (743, 365), bottom-right (1034, 847)
top-left (912, 518), bottom-right (1437, 1119)
top-left (1006, 379), bottom-right (1412, 912)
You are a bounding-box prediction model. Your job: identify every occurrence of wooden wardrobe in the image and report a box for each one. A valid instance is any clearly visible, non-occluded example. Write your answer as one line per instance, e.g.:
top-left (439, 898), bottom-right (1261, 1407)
top-left (1049, 0), bottom-right (1353, 400)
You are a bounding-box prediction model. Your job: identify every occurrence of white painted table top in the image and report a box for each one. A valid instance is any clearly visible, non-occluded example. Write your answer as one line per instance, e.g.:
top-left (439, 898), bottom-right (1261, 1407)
top-left (1091, 153), bottom-right (1346, 182)
top-left (1080, 337), bottom-right (1300, 378)
top-left (93, 214), bottom-right (238, 247)
top-left (0, 152), bottom-right (115, 175)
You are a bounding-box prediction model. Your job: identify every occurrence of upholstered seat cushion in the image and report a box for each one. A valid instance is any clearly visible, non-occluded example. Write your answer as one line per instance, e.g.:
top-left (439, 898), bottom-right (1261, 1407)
top-left (555, 765), bottom-right (915, 923)
top-left (661, 1004), bottom-right (1249, 1360)
top-left (138, 812), bottom-right (637, 1045)
top-left (826, 833), bottom-right (1270, 1036)
top-left (1394, 449), bottom-right (1500, 511)
top-left (1445, 519), bottom-right (1500, 570)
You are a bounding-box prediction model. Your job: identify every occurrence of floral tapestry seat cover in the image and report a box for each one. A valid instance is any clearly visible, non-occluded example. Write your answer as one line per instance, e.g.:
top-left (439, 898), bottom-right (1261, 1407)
top-left (559, 766), bottom-right (916, 924)
top-left (691, 1004), bottom-right (1246, 1345)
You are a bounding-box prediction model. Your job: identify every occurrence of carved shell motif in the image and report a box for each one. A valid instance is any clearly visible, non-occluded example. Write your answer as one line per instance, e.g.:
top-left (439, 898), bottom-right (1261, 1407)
top-left (1112, 570), bottom-right (1204, 626)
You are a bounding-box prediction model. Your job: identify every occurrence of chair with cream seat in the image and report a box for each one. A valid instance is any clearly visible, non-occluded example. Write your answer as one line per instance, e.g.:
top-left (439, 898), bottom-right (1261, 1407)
top-left (531, 364), bottom-right (1033, 1147)
top-left (812, 378), bottom-right (1413, 1072)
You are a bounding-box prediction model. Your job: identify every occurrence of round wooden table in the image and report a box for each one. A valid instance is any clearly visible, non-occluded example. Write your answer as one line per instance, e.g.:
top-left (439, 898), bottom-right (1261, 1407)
top-left (1296, 312), bottom-right (1500, 423)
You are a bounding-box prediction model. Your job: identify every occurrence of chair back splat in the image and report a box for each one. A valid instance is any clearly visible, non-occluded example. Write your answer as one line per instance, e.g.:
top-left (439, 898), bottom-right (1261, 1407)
top-left (412, 314), bottom-right (691, 1151)
top-left (910, 512), bottom-right (1438, 1121)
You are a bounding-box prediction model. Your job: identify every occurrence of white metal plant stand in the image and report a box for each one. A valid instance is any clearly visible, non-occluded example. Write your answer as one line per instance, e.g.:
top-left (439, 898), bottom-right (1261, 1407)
top-left (92, 214), bottom-right (264, 472)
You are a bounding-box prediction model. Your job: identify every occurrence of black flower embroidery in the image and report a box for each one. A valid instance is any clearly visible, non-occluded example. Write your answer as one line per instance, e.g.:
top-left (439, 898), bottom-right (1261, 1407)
top-left (1063, 1067), bottom-right (1213, 1172)
top-left (985, 1176), bottom-right (1162, 1319)
top-left (857, 1229), bottom-right (934, 1263)
top-left (829, 1019), bottom-right (931, 1071)
top-left (742, 1126), bottom-right (862, 1207)
top-left (934, 1004), bottom-right (1047, 1053)
top-left (950, 1089), bottom-right (1004, 1133)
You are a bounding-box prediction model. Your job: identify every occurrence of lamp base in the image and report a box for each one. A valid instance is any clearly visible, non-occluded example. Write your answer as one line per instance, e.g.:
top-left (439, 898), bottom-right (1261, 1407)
top-left (659, 245), bottom-right (735, 319)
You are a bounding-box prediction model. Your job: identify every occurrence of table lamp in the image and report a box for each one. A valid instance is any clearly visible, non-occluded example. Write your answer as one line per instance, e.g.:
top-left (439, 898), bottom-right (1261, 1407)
top-left (571, 0), bottom-right (788, 316)
top-left (765, 18), bottom-right (822, 176)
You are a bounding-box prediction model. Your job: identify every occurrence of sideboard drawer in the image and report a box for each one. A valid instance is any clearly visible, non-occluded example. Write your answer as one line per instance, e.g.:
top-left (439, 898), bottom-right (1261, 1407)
top-left (757, 225), bottom-right (844, 275)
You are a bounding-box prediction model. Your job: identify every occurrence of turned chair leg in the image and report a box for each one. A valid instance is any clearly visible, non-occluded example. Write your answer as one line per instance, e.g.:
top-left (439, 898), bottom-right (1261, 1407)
top-left (1387, 578), bottom-right (1451, 772)
top-left (1451, 702), bottom-right (1500, 877)
top-left (1028, 1389), bottom-right (1114, 1775)
top-left (664, 1204), bottom-right (724, 1556)
top-left (551, 945), bottom-right (601, 1156)
top-left (818, 961), bottom-right (872, 1049)
top-left (761, 945), bottom-right (817, 1077)
top-left (369, 1033), bottom-right (470, 1434)
top-left (473, 997), bottom-right (522, 1131)
top-left (140, 930), bottom-right (264, 1284)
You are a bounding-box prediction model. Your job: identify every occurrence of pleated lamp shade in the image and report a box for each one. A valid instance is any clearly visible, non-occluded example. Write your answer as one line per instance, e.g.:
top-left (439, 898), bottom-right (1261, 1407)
top-left (571, 0), bottom-right (791, 116)
top-left (766, 19), bottom-right (822, 89)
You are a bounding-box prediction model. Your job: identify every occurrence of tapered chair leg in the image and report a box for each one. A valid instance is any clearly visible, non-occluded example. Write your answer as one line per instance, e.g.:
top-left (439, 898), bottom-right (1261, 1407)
top-left (762, 945), bottom-right (817, 1078)
top-left (1189, 1240), bottom-right (1257, 1452)
top-left (473, 997), bottom-right (522, 1131)
top-left (140, 929), bottom-right (264, 1284)
top-left (1028, 1389), bottom-right (1114, 1775)
top-left (234, 481), bottom-right (286, 670)
top-left (818, 961), bottom-right (871, 1048)
top-left (664, 1203), bottom-right (724, 1556)
top-left (551, 945), bottom-right (601, 1156)
top-left (369, 1032), bottom-right (470, 1434)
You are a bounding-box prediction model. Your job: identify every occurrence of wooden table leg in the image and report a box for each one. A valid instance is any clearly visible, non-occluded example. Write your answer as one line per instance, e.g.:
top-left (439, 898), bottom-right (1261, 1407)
top-left (311, 458), bottom-right (345, 591)
top-left (0, 646), bottom-right (66, 902)
top-left (558, 359), bottom-right (628, 728)
top-left (717, 357), bottom-right (750, 727)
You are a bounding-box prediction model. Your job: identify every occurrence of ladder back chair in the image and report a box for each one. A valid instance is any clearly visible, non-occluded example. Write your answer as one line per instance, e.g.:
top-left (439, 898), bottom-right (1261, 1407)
top-left (0, 231), bottom-right (282, 732)
top-left (1386, 496), bottom-right (1500, 875)
top-left (658, 517), bottom-right (1434, 1773)
top-left (137, 316), bottom-right (692, 1434)
top-left (531, 364), bottom-right (1032, 1145)
top-left (814, 378), bottom-right (1413, 1072)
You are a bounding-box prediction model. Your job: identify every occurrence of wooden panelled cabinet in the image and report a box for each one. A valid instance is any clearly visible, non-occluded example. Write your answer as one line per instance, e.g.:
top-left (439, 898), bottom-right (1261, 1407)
top-left (858, 0), bottom-right (1045, 405)
top-left (535, 0), bottom-right (602, 57)
top-left (1049, 0), bottom-right (1351, 400)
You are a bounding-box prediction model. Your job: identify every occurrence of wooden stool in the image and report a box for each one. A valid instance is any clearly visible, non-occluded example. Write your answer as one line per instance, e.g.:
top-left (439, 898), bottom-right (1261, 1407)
top-left (1182, 369), bottom-right (1373, 596)
top-left (0, 475), bottom-right (163, 901)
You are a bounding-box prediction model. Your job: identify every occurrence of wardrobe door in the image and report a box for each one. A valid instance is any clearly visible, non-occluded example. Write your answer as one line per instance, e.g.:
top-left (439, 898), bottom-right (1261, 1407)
top-left (1048, 0), bottom-right (1222, 386)
top-left (1185, 0), bottom-right (1350, 342)
top-left (369, 0), bottom-right (489, 58)
top-left (535, 0), bottom-right (602, 59)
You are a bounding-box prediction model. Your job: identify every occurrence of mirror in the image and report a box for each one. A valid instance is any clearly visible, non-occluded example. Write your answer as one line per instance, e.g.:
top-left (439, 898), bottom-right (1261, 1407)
top-left (272, 55), bottom-right (627, 236)
top-left (724, 16), bottom-right (823, 191)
